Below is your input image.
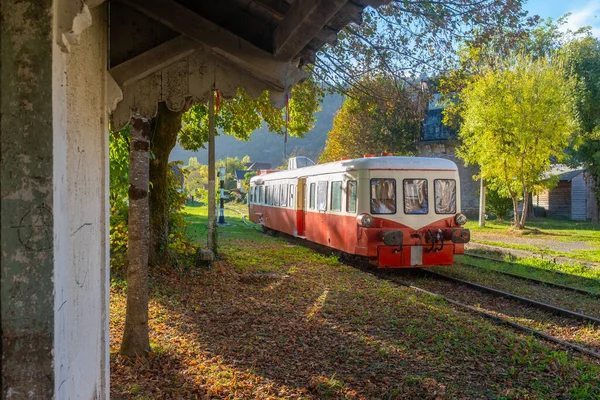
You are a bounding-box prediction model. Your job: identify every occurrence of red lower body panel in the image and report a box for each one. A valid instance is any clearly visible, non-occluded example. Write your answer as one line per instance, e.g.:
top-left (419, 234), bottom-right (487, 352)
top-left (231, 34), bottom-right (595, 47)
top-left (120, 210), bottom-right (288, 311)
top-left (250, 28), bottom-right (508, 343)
top-left (249, 205), bottom-right (466, 268)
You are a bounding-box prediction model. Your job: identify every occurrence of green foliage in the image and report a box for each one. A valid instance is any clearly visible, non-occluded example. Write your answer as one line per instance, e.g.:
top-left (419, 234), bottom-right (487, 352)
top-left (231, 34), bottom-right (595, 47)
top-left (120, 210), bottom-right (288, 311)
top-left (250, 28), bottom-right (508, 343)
top-left (166, 162), bottom-right (196, 261)
top-left (561, 37), bottom-right (600, 207)
top-left (457, 55), bottom-right (578, 228)
top-left (110, 129), bottom-right (196, 274)
top-left (319, 75), bottom-right (424, 162)
top-left (439, 17), bottom-right (589, 130)
top-left (485, 187), bottom-right (514, 221)
top-left (243, 171), bottom-right (257, 193)
top-left (109, 127), bottom-right (130, 272)
top-left (179, 76), bottom-right (323, 152)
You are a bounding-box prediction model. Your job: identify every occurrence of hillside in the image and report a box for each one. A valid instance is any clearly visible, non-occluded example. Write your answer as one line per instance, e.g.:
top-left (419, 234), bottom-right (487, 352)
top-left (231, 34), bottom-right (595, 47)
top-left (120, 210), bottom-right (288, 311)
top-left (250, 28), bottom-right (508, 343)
top-left (169, 93), bottom-right (344, 167)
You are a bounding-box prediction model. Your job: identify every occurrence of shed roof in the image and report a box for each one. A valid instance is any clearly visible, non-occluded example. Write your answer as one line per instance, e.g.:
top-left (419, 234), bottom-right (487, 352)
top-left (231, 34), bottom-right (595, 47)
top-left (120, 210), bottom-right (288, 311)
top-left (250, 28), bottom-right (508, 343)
top-left (235, 170), bottom-right (252, 180)
top-left (557, 169), bottom-right (584, 182)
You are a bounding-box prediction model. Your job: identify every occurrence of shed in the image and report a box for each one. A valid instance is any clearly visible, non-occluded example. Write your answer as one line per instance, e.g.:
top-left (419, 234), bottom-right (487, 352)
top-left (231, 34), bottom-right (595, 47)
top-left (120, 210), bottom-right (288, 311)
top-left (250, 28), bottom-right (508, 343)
top-left (534, 169), bottom-right (587, 220)
top-left (235, 170), bottom-right (253, 192)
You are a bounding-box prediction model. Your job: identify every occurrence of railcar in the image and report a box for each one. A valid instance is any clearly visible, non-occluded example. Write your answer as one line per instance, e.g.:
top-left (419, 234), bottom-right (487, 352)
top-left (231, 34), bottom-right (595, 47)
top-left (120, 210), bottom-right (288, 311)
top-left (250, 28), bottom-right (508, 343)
top-left (248, 155), bottom-right (469, 268)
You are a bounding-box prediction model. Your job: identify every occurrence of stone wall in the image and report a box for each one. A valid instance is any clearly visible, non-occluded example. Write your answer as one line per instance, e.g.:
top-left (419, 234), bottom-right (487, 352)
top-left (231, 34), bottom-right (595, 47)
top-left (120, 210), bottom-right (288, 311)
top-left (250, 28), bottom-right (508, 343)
top-left (417, 141), bottom-right (480, 218)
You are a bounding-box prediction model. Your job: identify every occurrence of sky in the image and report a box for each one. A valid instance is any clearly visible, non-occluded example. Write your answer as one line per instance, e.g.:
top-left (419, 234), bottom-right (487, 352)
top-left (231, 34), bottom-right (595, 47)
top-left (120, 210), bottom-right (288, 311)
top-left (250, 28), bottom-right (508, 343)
top-left (525, 0), bottom-right (600, 36)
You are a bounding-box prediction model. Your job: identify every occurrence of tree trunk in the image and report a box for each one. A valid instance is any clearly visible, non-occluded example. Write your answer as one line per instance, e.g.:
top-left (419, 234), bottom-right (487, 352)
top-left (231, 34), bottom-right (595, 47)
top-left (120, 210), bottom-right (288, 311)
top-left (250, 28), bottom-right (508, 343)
top-left (526, 192), bottom-right (535, 220)
top-left (149, 102), bottom-right (186, 266)
top-left (121, 115), bottom-right (151, 357)
top-left (511, 195), bottom-right (520, 229)
top-left (519, 190), bottom-right (530, 229)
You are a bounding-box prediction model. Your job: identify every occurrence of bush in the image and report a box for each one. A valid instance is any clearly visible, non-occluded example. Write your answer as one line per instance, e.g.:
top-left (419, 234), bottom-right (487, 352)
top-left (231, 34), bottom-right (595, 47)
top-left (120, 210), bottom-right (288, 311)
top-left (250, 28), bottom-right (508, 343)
top-left (486, 187), bottom-right (513, 221)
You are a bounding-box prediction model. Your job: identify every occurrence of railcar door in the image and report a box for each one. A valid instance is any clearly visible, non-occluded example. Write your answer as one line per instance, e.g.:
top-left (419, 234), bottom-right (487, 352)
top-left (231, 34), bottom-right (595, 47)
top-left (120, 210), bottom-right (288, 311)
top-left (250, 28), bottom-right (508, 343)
top-left (296, 177), bottom-right (306, 237)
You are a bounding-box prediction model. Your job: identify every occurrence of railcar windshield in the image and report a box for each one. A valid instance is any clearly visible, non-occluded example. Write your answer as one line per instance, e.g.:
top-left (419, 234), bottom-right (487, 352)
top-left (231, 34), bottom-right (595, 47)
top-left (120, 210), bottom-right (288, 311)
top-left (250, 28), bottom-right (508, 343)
top-left (404, 179), bottom-right (428, 214)
top-left (371, 179), bottom-right (396, 214)
top-left (434, 179), bottom-right (456, 214)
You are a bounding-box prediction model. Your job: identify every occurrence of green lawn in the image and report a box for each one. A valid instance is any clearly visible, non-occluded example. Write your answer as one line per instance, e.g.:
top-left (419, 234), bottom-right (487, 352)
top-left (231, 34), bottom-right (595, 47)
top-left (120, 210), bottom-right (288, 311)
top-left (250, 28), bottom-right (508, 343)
top-left (466, 218), bottom-right (600, 263)
top-left (109, 205), bottom-right (600, 399)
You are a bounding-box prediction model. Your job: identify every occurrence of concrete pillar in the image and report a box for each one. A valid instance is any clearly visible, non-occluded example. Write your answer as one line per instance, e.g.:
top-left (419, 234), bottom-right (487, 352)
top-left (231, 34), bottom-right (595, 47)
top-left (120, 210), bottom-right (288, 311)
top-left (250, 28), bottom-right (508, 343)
top-left (1, 1), bottom-right (109, 398)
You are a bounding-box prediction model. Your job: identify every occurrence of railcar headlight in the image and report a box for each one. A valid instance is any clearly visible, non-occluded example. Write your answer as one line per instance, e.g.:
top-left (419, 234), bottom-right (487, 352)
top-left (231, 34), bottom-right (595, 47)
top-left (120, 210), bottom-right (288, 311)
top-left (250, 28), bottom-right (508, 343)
top-left (357, 213), bottom-right (373, 227)
top-left (455, 213), bottom-right (468, 226)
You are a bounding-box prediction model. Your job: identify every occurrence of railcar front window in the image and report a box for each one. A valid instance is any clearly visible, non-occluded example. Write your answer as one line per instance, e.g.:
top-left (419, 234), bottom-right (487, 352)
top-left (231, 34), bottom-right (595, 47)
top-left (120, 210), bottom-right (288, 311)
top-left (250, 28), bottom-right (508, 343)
top-left (404, 179), bottom-right (428, 214)
top-left (317, 181), bottom-right (328, 211)
top-left (371, 179), bottom-right (396, 214)
top-left (331, 181), bottom-right (342, 211)
top-left (434, 179), bottom-right (456, 214)
top-left (347, 180), bottom-right (357, 213)
top-left (309, 183), bottom-right (316, 209)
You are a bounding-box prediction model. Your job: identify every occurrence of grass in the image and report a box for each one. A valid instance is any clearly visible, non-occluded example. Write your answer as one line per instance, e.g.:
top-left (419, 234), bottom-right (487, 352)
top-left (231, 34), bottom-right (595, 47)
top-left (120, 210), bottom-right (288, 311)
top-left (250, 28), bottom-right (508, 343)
top-left (457, 254), bottom-right (600, 295)
top-left (110, 206), bottom-right (600, 399)
top-left (465, 218), bottom-right (600, 263)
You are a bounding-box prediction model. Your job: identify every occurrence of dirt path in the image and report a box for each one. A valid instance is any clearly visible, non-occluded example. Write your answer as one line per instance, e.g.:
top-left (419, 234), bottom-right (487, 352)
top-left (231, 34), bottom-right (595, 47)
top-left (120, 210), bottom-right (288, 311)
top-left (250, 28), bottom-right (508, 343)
top-left (466, 242), bottom-right (599, 269)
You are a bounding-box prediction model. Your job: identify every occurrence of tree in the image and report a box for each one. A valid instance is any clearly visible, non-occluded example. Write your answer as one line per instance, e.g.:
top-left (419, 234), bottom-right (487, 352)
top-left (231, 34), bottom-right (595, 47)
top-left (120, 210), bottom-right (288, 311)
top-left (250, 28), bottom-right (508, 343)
top-left (456, 55), bottom-right (578, 229)
top-left (319, 75), bottom-right (425, 162)
top-left (149, 101), bottom-right (192, 266)
top-left (179, 76), bottom-right (323, 151)
top-left (315, 0), bottom-right (528, 95)
top-left (561, 37), bottom-right (600, 221)
top-left (120, 115), bottom-right (152, 356)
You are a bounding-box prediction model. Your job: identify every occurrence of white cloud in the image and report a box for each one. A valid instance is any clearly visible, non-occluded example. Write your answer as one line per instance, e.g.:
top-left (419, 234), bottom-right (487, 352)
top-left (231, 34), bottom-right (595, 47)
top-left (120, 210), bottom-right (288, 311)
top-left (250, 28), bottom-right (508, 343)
top-left (565, 0), bottom-right (600, 36)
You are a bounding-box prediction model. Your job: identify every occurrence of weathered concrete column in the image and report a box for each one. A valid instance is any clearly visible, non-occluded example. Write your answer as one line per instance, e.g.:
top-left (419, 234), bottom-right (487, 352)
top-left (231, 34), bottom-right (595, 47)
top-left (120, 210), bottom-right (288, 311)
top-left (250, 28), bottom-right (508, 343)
top-left (1, 1), bottom-right (57, 397)
top-left (2, 1), bottom-right (109, 398)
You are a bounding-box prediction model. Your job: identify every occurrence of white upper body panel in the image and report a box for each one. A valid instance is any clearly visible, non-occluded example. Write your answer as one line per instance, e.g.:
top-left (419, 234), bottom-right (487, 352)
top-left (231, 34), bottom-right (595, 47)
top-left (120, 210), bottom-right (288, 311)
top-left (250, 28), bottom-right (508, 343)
top-left (250, 156), bottom-right (458, 184)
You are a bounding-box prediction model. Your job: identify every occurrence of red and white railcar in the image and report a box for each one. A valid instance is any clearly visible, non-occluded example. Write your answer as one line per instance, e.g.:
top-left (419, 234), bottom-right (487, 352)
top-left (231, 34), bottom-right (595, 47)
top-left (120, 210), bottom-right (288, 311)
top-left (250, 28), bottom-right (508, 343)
top-left (248, 156), bottom-right (469, 268)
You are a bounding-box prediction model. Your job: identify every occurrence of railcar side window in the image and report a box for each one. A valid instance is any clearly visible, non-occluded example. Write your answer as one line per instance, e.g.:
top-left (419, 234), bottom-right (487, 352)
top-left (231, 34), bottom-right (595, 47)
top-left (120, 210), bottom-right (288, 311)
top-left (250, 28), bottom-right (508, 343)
top-left (289, 185), bottom-right (294, 207)
top-left (434, 179), bottom-right (456, 214)
top-left (331, 181), bottom-right (342, 211)
top-left (265, 186), bottom-right (270, 205)
top-left (404, 179), bottom-right (428, 214)
top-left (309, 183), bottom-right (316, 209)
top-left (371, 179), bottom-right (396, 214)
top-left (317, 181), bottom-right (328, 211)
top-left (347, 180), bottom-right (357, 213)
top-left (258, 186), bottom-right (264, 204)
top-left (281, 184), bottom-right (288, 207)
top-left (274, 184), bottom-right (280, 206)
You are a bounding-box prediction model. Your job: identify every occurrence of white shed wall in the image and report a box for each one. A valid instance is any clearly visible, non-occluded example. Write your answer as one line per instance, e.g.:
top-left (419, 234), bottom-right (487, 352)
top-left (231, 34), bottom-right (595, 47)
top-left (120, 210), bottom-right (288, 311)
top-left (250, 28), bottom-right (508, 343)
top-left (571, 173), bottom-right (587, 221)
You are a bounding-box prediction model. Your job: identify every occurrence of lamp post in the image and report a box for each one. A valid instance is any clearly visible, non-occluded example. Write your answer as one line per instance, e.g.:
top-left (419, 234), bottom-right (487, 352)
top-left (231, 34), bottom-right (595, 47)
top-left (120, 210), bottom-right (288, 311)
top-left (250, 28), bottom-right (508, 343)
top-left (218, 166), bottom-right (225, 224)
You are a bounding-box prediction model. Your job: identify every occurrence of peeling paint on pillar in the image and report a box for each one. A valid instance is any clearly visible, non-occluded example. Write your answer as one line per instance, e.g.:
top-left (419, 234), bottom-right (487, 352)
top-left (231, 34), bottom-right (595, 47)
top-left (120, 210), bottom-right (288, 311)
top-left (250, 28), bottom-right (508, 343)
top-left (1, 0), bottom-right (56, 398)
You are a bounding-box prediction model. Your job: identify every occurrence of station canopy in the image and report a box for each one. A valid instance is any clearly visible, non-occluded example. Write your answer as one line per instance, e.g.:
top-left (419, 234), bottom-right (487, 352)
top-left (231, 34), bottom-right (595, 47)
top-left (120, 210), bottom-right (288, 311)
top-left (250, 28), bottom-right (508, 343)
top-left (108, 0), bottom-right (387, 129)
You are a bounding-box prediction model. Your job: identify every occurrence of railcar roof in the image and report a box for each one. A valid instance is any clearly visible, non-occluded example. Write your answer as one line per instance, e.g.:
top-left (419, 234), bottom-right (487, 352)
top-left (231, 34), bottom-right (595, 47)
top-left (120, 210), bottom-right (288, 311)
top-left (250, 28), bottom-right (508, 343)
top-left (251, 156), bottom-right (458, 183)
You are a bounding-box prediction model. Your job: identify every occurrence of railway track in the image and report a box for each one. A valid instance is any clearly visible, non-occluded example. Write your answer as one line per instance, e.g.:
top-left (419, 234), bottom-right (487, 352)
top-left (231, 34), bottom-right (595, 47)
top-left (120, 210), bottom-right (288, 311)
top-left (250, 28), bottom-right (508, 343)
top-left (257, 228), bottom-right (600, 360)
top-left (420, 269), bottom-right (600, 326)
top-left (339, 256), bottom-right (600, 361)
top-left (460, 253), bottom-right (600, 298)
